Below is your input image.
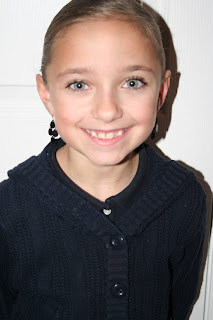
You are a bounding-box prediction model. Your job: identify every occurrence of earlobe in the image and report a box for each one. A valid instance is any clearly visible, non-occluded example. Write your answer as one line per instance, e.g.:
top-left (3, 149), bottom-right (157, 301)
top-left (157, 70), bottom-right (171, 111)
top-left (36, 74), bottom-right (53, 115)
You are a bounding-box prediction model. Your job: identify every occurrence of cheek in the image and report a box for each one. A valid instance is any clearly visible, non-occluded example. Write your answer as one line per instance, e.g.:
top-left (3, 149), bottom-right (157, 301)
top-left (126, 95), bottom-right (158, 123)
top-left (53, 96), bottom-right (85, 125)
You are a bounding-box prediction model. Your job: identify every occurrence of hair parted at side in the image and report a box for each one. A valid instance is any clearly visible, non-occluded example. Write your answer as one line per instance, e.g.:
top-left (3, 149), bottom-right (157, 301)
top-left (41, 0), bottom-right (166, 84)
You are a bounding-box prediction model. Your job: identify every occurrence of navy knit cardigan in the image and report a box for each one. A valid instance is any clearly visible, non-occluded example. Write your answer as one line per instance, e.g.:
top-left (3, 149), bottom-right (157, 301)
top-left (0, 142), bottom-right (206, 320)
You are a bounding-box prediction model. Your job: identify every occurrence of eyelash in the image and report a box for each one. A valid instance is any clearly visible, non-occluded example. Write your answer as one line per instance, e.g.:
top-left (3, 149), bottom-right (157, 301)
top-left (124, 76), bottom-right (147, 90)
top-left (66, 80), bottom-right (90, 92)
top-left (66, 76), bottom-right (147, 92)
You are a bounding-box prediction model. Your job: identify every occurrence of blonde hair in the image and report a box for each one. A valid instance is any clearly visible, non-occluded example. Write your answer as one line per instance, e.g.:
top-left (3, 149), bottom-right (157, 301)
top-left (41, 0), bottom-right (166, 83)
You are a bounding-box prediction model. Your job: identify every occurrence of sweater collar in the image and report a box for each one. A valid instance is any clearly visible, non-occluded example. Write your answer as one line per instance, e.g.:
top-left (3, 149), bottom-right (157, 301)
top-left (8, 140), bottom-right (194, 238)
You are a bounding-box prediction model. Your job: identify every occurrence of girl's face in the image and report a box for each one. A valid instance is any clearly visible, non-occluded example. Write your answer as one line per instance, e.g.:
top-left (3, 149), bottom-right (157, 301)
top-left (37, 19), bottom-right (170, 167)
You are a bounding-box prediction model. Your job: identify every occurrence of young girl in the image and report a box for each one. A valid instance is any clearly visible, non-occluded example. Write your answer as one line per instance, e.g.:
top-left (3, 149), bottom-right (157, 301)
top-left (0, 0), bottom-right (206, 319)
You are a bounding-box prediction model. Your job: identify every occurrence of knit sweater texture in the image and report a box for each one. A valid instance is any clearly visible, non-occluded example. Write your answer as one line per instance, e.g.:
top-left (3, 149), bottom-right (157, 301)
top-left (0, 142), bottom-right (206, 320)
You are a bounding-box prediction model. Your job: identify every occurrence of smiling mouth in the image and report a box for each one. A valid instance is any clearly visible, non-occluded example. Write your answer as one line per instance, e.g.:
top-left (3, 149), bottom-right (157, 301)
top-left (85, 128), bottom-right (127, 140)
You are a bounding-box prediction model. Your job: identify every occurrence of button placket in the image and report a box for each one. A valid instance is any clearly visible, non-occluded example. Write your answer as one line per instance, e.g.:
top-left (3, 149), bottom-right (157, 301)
top-left (105, 232), bottom-right (129, 319)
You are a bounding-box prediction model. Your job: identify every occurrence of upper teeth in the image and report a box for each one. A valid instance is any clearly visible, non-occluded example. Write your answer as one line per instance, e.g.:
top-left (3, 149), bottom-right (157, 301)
top-left (86, 129), bottom-right (126, 139)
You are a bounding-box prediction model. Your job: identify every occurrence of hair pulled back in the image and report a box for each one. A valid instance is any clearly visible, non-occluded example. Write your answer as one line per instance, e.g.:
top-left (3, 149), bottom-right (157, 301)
top-left (41, 0), bottom-right (166, 83)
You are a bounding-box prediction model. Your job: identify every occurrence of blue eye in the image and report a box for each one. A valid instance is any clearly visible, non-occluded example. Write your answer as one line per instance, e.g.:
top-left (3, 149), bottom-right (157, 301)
top-left (69, 81), bottom-right (89, 91)
top-left (123, 79), bottom-right (145, 89)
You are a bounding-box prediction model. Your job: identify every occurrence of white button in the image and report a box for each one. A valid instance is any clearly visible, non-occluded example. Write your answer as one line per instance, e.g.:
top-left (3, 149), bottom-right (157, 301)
top-left (103, 208), bottom-right (111, 215)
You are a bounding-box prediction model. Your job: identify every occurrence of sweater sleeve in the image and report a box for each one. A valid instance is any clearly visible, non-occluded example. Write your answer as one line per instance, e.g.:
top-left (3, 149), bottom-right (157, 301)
top-left (0, 225), bottom-right (13, 320)
top-left (169, 180), bottom-right (207, 320)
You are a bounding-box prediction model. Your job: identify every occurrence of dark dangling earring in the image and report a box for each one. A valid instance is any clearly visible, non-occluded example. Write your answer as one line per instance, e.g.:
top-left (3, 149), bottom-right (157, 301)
top-left (48, 117), bottom-right (59, 143)
top-left (151, 118), bottom-right (158, 139)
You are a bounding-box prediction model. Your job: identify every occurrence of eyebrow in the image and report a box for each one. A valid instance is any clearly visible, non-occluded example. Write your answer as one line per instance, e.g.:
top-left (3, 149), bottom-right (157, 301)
top-left (56, 64), bottom-right (154, 79)
top-left (121, 65), bottom-right (154, 73)
top-left (57, 68), bottom-right (93, 79)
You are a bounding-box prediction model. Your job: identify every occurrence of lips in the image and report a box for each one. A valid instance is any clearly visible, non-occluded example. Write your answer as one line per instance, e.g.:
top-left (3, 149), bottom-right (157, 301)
top-left (85, 128), bottom-right (127, 140)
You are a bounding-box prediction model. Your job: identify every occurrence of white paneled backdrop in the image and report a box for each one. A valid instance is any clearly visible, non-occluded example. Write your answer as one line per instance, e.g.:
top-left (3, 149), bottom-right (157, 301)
top-left (0, 1), bottom-right (212, 319)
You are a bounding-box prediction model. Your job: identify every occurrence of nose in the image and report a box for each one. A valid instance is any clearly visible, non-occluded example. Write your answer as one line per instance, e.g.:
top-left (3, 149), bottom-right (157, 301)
top-left (92, 91), bottom-right (123, 123)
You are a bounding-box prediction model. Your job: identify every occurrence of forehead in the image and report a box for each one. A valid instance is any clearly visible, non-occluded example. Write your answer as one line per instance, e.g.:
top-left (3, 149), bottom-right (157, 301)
top-left (48, 19), bottom-right (161, 78)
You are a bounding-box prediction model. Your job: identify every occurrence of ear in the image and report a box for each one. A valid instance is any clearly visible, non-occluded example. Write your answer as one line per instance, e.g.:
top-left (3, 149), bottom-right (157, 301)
top-left (36, 74), bottom-right (54, 115)
top-left (157, 70), bottom-right (171, 111)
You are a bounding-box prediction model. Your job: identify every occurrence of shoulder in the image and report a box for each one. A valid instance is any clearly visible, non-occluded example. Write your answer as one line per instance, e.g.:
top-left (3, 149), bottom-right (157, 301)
top-left (144, 143), bottom-right (206, 225)
top-left (0, 139), bottom-right (67, 206)
top-left (144, 143), bottom-right (204, 189)
top-left (0, 140), bottom-right (63, 188)
top-left (0, 141), bottom-right (57, 210)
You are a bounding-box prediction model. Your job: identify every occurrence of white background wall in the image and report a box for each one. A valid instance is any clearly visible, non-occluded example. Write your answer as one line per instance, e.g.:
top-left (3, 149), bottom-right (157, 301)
top-left (0, 1), bottom-right (212, 319)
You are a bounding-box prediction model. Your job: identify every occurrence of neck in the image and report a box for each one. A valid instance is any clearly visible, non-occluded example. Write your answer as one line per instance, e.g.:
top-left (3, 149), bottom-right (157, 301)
top-left (56, 145), bottom-right (139, 202)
